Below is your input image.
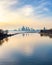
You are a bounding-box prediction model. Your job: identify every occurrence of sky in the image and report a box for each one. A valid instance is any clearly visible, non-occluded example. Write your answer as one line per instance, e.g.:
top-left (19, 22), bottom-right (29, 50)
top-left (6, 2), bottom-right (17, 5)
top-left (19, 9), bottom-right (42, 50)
top-left (0, 0), bottom-right (52, 29)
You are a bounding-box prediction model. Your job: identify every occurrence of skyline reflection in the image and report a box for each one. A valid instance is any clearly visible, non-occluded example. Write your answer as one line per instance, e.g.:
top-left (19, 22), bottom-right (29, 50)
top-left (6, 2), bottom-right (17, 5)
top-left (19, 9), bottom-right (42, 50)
top-left (0, 33), bottom-right (52, 65)
top-left (0, 33), bottom-right (52, 46)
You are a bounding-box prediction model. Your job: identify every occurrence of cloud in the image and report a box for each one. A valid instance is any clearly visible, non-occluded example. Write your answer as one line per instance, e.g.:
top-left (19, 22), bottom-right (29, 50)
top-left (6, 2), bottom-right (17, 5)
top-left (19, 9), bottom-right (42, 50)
top-left (0, 0), bottom-right (52, 18)
top-left (0, 0), bottom-right (35, 22)
top-left (0, 0), bottom-right (18, 9)
top-left (0, 0), bottom-right (18, 4)
top-left (0, 0), bottom-right (19, 21)
top-left (34, 0), bottom-right (51, 17)
top-left (43, 8), bottom-right (49, 12)
top-left (0, 0), bottom-right (52, 29)
top-left (17, 5), bottom-right (34, 17)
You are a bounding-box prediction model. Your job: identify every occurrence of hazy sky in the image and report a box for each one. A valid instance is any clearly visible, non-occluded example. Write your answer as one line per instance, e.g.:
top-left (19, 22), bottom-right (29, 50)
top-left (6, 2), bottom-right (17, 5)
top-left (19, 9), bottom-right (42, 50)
top-left (0, 0), bottom-right (52, 29)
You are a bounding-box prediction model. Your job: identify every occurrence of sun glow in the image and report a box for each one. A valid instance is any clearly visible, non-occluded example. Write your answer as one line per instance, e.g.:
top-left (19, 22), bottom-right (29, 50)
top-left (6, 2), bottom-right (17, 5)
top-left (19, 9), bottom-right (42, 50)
top-left (0, 0), bottom-right (52, 29)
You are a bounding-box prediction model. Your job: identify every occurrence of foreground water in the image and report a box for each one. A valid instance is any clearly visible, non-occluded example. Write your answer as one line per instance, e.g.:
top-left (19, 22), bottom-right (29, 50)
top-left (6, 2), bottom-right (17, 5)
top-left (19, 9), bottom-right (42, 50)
top-left (0, 33), bottom-right (52, 65)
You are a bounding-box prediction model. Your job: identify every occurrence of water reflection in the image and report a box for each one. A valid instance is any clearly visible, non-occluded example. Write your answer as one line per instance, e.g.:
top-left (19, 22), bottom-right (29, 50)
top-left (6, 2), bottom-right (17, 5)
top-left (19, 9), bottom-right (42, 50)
top-left (0, 37), bottom-right (8, 45)
top-left (1, 45), bottom-right (52, 65)
top-left (22, 33), bottom-right (52, 39)
top-left (22, 32), bottom-right (52, 39)
top-left (22, 33), bottom-right (29, 37)
top-left (0, 33), bottom-right (52, 46)
top-left (0, 33), bottom-right (52, 65)
top-left (40, 33), bottom-right (52, 38)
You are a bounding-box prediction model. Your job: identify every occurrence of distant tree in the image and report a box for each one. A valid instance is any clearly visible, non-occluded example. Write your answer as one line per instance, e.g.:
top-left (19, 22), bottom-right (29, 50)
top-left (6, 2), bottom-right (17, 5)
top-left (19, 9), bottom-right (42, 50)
top-left (0, 29), bottom-right (4, 34)
top-left (5, 30), bottom-right (8, 34)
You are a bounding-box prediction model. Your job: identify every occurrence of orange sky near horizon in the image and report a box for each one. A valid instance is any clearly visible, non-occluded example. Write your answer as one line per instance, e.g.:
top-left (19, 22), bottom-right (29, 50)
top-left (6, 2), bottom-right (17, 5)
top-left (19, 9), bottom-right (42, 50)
top-left (0, 19), bottom-right (52, 30)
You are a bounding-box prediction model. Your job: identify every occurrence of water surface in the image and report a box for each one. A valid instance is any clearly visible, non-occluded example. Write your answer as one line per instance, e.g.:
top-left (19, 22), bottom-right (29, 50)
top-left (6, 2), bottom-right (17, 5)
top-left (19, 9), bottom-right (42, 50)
top-left (0, 33), bottom-right (52, 65)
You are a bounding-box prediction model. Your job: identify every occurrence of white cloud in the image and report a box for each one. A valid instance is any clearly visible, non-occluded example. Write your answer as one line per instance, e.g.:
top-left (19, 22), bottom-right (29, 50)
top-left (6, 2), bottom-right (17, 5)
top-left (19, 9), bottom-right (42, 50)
top-left (0, 0), bottom-right (52, 29)
top-left (0, 0), bottom-right (51, 21)
top-left (0, 0), bottom-right (19, 22)
top-left (0, 0), bottom-right (34, 22)
top-left (34, 0), bottom-right (50, 16)
top-left (17, 5), bottom-right (34, 17)
top-left (0, 0), bottom-right (18, 8)
top-left (0, 1), bottom-right (50, 23)
top-left (43, 8), bottom-right (49, 12)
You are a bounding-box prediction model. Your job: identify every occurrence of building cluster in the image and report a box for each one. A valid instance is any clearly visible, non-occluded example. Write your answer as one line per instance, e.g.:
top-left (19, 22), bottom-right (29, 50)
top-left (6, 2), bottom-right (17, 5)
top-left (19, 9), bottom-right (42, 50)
top-left (18, 26), bottom-right (35, 32)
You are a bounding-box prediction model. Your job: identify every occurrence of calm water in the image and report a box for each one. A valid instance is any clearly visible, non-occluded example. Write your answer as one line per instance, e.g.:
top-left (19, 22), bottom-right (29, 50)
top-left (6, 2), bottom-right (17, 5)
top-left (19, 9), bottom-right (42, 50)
top-left (0, 33), bottom-right (52, 65)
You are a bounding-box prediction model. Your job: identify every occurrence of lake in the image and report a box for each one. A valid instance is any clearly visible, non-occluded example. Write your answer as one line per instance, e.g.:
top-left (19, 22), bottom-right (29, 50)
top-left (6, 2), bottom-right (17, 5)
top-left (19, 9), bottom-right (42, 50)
top-left (0, 33), bottom-right (52, 65)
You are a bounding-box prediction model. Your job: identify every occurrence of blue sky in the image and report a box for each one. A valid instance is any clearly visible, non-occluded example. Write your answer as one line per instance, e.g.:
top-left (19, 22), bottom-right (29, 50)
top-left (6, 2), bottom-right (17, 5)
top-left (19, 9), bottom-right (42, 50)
top-left (9, 0), bottom-right (52, 17)
top-left (0, 0), bottom-right (52, 18)
top-left (0, 0), bottom-right (52, 29)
